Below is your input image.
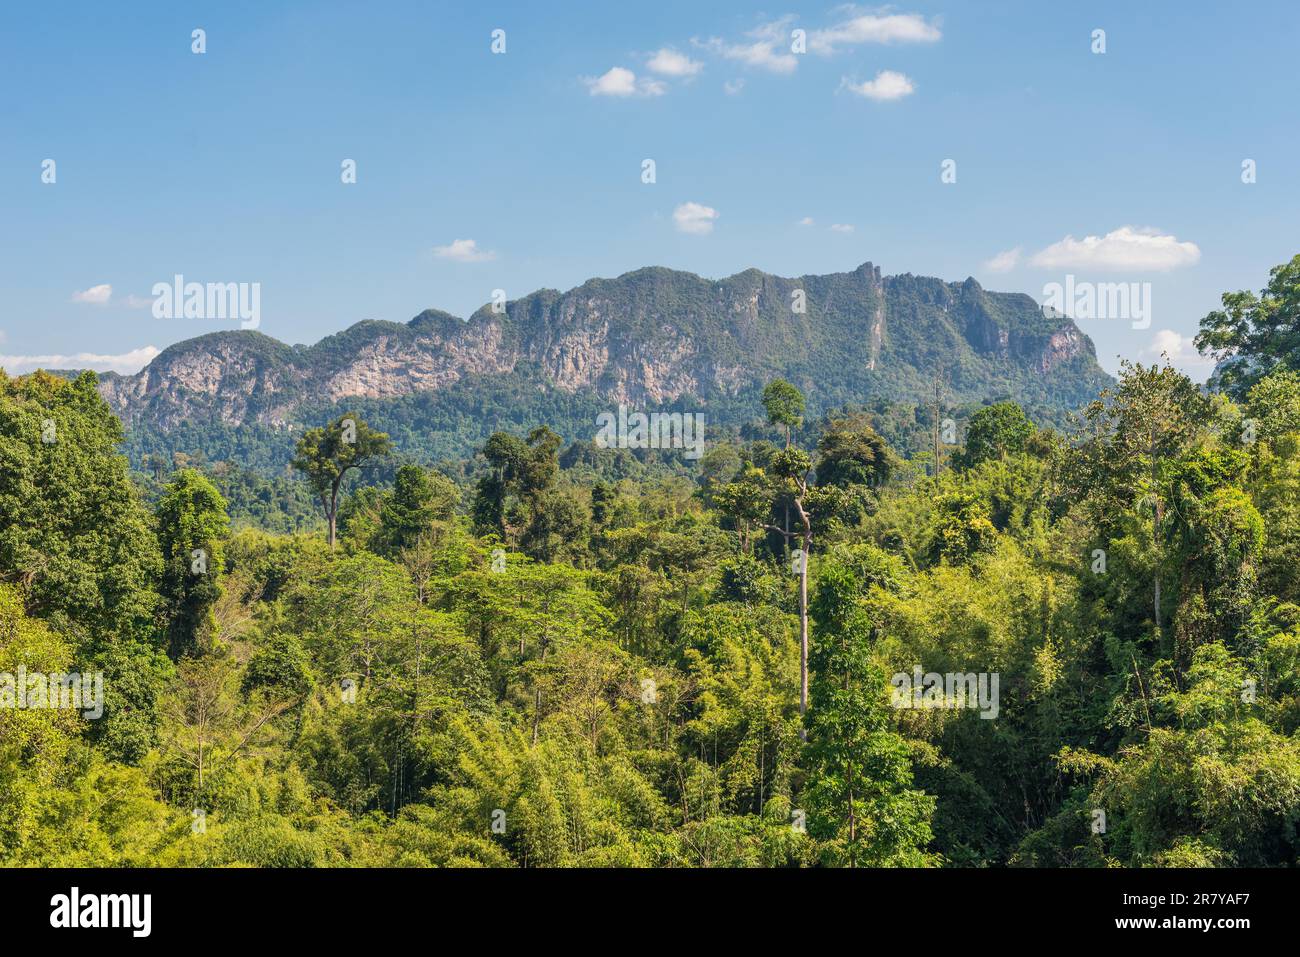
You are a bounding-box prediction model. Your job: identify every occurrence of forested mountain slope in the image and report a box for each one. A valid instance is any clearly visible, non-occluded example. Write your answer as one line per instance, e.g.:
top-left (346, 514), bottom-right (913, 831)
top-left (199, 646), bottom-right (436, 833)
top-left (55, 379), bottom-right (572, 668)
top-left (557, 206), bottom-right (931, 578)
top-left (96, 263), bottom-right (1110, 469)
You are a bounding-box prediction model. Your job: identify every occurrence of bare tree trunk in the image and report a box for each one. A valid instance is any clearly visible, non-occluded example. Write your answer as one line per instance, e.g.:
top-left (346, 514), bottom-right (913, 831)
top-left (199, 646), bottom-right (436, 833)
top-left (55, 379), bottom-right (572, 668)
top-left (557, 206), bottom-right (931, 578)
top-left (532, 689), bottom-right (542, 746)
top-left (799, 553), bottom-right (808, 736)
top-left (1154, 573), bottom-right (1161, 629)
top-left (798, 522), bottom-right (811, 741)
top-left (326, 490), bottom-right (339, 550)
top-left (765, 479), bottom-right (812, 741)
top-left (327, 473), bottom-right (349, 551)
top-left (531, 621), bottom-right (550, 746)
top-left (847, 777), bottom-right (856, 866)
top-left (1151, 444), bottom-right (1162, 635)
top-left (845, 664), bottom-right (855, 864)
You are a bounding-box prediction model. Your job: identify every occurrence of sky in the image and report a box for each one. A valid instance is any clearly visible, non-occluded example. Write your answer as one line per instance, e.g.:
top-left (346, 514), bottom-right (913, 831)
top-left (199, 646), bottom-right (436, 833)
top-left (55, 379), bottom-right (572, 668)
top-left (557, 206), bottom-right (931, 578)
top-left (2, 1), bottom-right (1297, 381)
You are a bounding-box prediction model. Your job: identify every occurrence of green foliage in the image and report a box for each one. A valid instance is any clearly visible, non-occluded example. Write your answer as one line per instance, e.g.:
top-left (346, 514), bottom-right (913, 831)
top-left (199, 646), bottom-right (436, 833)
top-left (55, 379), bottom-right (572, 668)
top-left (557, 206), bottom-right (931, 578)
top-left (762, 379), bottom-right (805, 444)
top-left (805, 560), bottom-right (935, 866)
top-left (0, 370), bottom-right (161, 641)
top-left (104, 265), bottom-right (1113, 481)
top-left (380, 464), bottom-right (458, 553)
top-left (156, 469), bottom-right (229, 657)
top-left (292, 413), bottom-right (392, 548)
top-left (11, 312), bottom-right (1300, 868)
top-left (956, 401), bottom-right (1035, 469)
top-left (1197, 254), bottom-right (1300, 397)
top-left (815, 414), bottom-right (894, 489)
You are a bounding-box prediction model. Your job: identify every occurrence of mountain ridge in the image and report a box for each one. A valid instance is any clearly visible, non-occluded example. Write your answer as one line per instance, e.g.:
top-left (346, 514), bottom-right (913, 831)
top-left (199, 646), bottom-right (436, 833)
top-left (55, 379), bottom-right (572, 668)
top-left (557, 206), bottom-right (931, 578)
top-left (91, 261), bottom-right (1111, 450)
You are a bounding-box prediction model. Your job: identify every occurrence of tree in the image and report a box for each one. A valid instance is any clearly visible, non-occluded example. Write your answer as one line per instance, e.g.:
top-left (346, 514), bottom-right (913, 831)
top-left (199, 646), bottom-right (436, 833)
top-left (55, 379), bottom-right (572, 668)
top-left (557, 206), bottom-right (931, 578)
top-left (751, 381), bottom-right (848, 732)
top-left (0, 371), bottom-right (169, 762)
top-left (520, 489), bottom-right (591, 564)
top-left (711, 466), bottom-right (771, 554)
top-left (471, 427), bottom-right (561, 542)
top-left (509, 563), bottom-right (614, 745)
top-left (750, 382), bottom-right (866, 732)
top-left (158, 650), bottom-right (293, 804)
top-left (804, 561), bottom-right (934, 866)
top-left (815, 415), bottom-right (893, 489)
top-left (0, 582), bottom-right (80, 850)
top-left (1055, 642), bottom-right (1300, 866)
top-left (957, 402), bottom-right (1035, 469)
top-left (766, 446), bottom-right (815, 726)
top-left (1242, 371), bottom-right (1300, 601)
top-left (682, 602), bottom-right (801, 819)
top-left (0, 370), bottom-right (161, 641)
top-left (472, 432), bottom-right (525, 534)
top-left (292, 414), bottom-right (392, 549)
top-left (761, 379), bottom-right (804, 448)
top-left (1163, 447), bottom-right (1263, 665)
top-left (285, 551), bottom-right (416, 682)
top-left (156, 469), bottom-right (230, 658)
top-left (928, 488), bottom-right (998, 563)
top-left (379, 464), bottom-right (458, 554)
top-left (1196, 254), bottom-right (1300, 398)
top-left (1068, 362), bottom-right (1209, 640)
top-left (336, 485), bottom-right (387, 551)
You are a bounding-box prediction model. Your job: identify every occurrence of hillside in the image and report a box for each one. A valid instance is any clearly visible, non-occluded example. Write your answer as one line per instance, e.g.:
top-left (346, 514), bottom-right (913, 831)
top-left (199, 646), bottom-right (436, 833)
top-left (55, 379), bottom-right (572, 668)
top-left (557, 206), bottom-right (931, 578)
top-left (94, 262), bottom-right (1111, 467)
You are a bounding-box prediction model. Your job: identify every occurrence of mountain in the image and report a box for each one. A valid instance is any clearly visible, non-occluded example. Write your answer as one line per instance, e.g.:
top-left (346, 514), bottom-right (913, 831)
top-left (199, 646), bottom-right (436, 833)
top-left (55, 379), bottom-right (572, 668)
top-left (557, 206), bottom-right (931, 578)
top-left (94, 262), bottom-right (1111, 468)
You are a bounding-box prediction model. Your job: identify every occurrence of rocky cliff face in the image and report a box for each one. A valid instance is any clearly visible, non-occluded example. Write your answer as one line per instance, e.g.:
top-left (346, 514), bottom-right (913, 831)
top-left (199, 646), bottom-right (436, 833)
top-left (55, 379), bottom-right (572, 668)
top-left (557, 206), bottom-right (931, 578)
top-left (96, 262), bottom-right (1110, 432)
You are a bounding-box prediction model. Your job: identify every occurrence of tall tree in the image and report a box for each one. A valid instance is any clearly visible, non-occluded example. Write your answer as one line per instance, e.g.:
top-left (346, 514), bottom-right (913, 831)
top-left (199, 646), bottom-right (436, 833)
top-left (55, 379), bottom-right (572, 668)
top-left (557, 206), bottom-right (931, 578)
top-left (804, 560), bottom-right (934, 866)
top-left (1070, 362), bottom-right (1209, 640)
top-left (761, 379), bottom-right (805, 448)
top-left (471, 427), bottom-right (562, 543)
top-left (156, 469), bottom-right (229, 658)
top-left (815, 414), bottom-right (894, 489)
top-left (0, 370), bottom-right (161, 640)
top-left (1196, 253), bottom-right (1300, 398)
top-left (766, 446), bottom-right (815, 727)
top-left (380, 464), bottom-right (458, 554)
top-left (292, 413), bottom-right (392, 549)
top-left (957, 401), bottom-right (1035, 469)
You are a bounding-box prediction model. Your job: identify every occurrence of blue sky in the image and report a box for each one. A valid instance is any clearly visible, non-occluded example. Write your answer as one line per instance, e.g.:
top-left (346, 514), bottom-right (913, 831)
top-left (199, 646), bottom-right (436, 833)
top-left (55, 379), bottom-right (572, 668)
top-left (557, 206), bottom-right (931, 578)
top-left (2, 1), bottom-right (1297, 381)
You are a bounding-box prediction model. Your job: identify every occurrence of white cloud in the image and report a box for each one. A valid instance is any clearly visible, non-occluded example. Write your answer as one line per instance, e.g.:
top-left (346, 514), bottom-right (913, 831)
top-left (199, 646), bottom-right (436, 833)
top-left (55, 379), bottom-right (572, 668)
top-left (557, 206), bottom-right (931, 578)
top-left (71, 283), bottom-right (112, 304)
top-left (585, 66), bottom-right (636, 96)
top-left (841, 70), bottom-right (915, 101)
top-left (697, 11), bottom-right (939, 76)
top-left (1029, 226), bottom-right (1201, 272)
top-left (0, 345), bottom-right (160, 375)
top-left (673, 202), bottom-right (718, 235)
top-left (809, 11), bottom-right (942, 54)
top-left (695, 19), bottom-right (799, 75)
top-left (433, 238), bottom-right (497, 263)
top-left (583, 66), bottom-right (666, 97)
top-left (984, 247), bottom-right (1023, 273)
top-left (724, 78), bottom-right (746, 95)
top-left (647, 48), bottom-right (702, 77)
top-left (1143, 329), bottom-right (1216, 379)
top-left (830, 223), bottom-right (855, 233)
top-left (798, 217), bottom-right (815, 226)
